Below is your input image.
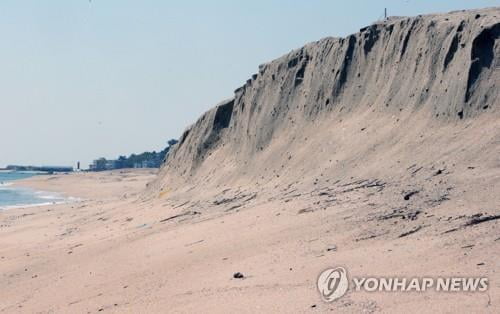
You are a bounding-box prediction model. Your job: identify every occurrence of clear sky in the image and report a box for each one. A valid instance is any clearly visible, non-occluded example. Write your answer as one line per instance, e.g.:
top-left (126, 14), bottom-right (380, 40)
top-left (1, 0), bottom-right (498, 168)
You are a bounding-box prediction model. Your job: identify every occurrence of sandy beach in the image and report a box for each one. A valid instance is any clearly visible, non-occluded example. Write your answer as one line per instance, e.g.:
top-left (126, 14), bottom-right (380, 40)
top-left (0, 166), bottom-right (498, 313)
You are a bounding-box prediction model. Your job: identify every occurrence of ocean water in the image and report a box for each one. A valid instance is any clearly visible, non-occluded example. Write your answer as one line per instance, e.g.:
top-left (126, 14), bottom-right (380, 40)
top-left (0, 172), bottom-right (66, 210)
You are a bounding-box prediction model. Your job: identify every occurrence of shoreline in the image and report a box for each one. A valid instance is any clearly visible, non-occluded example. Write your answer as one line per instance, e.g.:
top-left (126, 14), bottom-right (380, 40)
top-left (0, 181), bottom-right (70, 212)
top-left (0, 199), bottom-right (71, 211)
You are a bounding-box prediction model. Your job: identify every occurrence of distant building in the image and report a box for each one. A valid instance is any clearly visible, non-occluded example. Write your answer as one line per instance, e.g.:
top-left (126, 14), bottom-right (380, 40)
top-left (105, 160), bottom-right (119, 170)
top-left (89, 157), bottom-right (162, 171)
top-left (88, 139), bottom-right (178, 171)
top-left (89, 158), bottom-right (107, 171)
top-left (89, 158), bottom-right (125, 171)
top-left (133, 159), bottom-right (158, 169)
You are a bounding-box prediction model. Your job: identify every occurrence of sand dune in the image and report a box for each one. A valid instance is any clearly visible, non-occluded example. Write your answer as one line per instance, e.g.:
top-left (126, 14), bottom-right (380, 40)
top-left (153, 7), bottom-right (499, 194)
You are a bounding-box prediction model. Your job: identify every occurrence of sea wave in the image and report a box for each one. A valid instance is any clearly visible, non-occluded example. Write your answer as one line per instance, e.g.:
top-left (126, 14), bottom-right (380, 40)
top-left (0, 201), bottom-right (66, 211)
top-left (0, 186), bottom-right (81, 211)
top-left (34, 191), bottom-right (62, 200)
top-left (0, 197), bottom-right (82, 211)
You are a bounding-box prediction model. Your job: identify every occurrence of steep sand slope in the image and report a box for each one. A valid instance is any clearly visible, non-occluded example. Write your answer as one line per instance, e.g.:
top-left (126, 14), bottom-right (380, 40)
top-left (146, 6), bottom-right (500, 255)
top-left (139, 7), bottom-right (500, 311)
top-left (153, 7), bottom-right (499, 195)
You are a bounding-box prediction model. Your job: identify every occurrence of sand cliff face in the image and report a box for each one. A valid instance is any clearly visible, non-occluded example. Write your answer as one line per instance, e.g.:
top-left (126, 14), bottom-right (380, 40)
top-left (153, 8), bottom-right (499, 195)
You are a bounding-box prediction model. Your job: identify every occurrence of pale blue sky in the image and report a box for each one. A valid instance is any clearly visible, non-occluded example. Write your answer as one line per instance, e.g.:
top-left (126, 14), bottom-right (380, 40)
top-left (1, 0), bottom-right (498, 168)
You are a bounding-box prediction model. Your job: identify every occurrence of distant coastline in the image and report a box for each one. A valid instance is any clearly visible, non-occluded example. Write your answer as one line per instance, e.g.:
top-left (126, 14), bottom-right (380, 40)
top-left (4, 165), bottom-right (74, 173)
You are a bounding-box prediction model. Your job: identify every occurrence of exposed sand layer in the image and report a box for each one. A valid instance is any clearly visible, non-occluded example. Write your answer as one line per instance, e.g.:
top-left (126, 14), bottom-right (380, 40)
top-left (1, 7), bottom-right (500, 313)
top-left (154, 7), bottom-right (499, 194)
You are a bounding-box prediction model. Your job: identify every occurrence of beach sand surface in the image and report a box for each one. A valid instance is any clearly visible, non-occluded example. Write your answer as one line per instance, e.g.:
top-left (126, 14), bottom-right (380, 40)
top-left (0, 168), bottom-right (498, 313)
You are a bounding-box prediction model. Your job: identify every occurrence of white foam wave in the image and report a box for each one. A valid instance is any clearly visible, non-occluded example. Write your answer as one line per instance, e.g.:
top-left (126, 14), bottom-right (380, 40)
top-left (0, 197), bottom-right (83, 211)
top-left (0, 201), bottom-right (66, 211)
top-left (0, 187), bottom-right (82, 211)
top-left (34, 191), bottom-right (63, 200)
